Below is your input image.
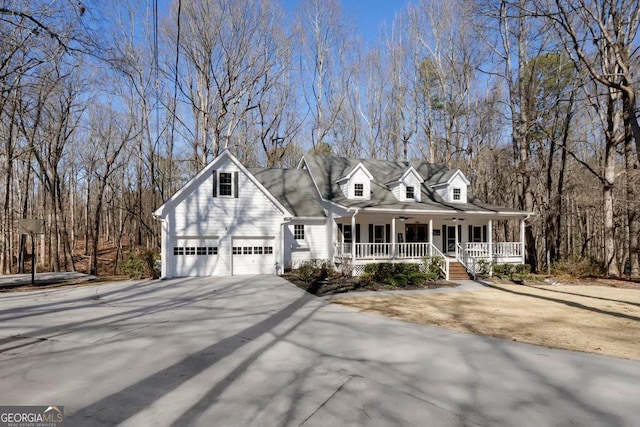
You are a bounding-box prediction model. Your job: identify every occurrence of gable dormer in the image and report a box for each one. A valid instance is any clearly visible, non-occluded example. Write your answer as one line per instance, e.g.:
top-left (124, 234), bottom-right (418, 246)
top-left (336, 162), bottom-right (374, 200)
top-left (430, 169), bottom-right (470, 203)
top-left (386, 166), bottom-right (425, 202)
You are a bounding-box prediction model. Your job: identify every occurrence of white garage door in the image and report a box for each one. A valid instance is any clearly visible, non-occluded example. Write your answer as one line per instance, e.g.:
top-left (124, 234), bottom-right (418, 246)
top-left (232, 237), bottom-right (276, 275)
top-left (172, 238), bottom-right (220, 276)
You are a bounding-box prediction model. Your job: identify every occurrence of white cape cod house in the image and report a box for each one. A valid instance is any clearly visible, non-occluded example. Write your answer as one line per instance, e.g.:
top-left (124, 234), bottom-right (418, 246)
top-left (153, 150), bottom-right (531, 279)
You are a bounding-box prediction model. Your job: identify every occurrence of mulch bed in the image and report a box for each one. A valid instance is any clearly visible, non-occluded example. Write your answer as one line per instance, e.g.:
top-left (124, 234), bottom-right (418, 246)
top-left (283, 273), bottom-right (458, 297)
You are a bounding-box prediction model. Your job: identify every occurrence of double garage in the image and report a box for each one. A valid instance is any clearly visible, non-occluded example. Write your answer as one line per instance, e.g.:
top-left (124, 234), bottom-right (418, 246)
top-left (171, 236), bottom-right (277, 276)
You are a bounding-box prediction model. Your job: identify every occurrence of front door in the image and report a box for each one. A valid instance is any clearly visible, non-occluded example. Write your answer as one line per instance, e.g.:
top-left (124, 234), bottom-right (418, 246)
top-left (373, 225), bottom-right (385, 243)
top-left (405, 224), bottom-right (427, 242)
top-left (445, 226), bottom-right (457, 253)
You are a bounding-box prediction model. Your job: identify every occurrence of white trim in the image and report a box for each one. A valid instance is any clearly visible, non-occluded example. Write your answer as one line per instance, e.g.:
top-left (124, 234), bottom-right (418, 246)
top-left (336, 162), bottom-right (374, 183)
top-left (154, 149), bottom-right (292, 218)
top-left (386, 166), bottom-right (424, 185)
top-left (430, 169), bottom-right (471, 187)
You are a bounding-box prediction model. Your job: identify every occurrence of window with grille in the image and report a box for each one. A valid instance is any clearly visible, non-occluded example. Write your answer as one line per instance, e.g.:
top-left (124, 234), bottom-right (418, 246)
top-left (294, 224), bottom-right (305, 240)
top-left (406, 186), bottom-right (414, 199)
top-left (354, 183), bottom-right (364, 197)
top-left (453, 188), bottom-right (461, 201)
top-left (219, 172), bottom-right (232, 196)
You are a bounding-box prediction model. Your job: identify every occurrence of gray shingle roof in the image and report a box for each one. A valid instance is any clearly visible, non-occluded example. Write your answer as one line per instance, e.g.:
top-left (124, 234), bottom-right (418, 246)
top-left (301, 153), bottom-right (527, 215)
top-left (250, 168), bottom-right (326, 217)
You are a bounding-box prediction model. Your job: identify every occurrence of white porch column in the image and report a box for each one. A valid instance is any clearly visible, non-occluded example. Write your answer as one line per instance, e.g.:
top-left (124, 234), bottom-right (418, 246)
top-left (351, 211), bottom-right (357, 261)
top-left (428, 218), bottom-right (433, 256)
top-left (391, 217), bottom-right (396, 258)
top-left (488, 219), bottom-right (493, 260)
top-left (520, 218), bottom-right (526, 264)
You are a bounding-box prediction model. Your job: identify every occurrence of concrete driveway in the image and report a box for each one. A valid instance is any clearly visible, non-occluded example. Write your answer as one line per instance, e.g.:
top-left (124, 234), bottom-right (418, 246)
top-left (0, 276), bottom-right (638, 426)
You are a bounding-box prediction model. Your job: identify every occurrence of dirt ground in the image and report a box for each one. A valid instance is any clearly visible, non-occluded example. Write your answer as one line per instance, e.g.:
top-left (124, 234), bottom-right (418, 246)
top-left (332, 282), bottom-right (640, 361)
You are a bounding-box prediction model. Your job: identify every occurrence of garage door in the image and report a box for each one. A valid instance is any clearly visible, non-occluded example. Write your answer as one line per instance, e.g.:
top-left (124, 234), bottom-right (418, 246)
top-left (172, 238), bottom-right (220, 276)
top-left (232, 237), bottom-right (276, 275)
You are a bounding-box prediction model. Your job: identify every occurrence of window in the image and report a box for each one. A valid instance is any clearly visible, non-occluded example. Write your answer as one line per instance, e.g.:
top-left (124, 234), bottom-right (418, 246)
top-left (264, 246), bottom-right (273, 254)
top-left (174, 246), bottom-right (217, 256)
top-left (219, 172), bottom-right (232, 196)
top-left (354, 183), bottom-right (364, 197)
top-left (453, 188), bottom-right (461, 201)
top-left (294, 224), bottom-right (305, 240)
top-left (406, 186), bottom-right (415, 199)
top-left (232, 247), bottom-right (242, 255)
top-left (254, 246), bottom-right (263, 254)
top-left (473, 226), bottom-right (483, 242)
top-left (243, 247), bottom-right (252, 255)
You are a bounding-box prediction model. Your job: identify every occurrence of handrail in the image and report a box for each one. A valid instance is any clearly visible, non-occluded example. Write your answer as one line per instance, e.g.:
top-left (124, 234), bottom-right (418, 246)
top-left (428, 243), bottom-right (449, 280)
top-left (456, 243), bottom-right (477, 279)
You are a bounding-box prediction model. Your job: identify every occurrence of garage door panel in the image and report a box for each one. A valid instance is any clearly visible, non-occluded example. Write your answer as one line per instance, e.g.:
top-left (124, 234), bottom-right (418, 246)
top-left (172, 238), bottom-right (220, 276)
top-left (232, 237), bottom-right (275, 275)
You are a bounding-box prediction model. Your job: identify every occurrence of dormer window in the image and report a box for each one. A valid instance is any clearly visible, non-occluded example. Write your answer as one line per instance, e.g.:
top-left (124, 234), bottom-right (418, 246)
top-left (354, 183), bottom-right (364, 198)
top-left (453, 188), bottom-right (461, 201)
top-left (406, 186), bottom-right (414, 199)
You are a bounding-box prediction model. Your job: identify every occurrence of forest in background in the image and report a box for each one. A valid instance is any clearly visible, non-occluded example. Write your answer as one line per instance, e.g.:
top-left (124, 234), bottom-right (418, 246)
top-left (0, 0), bottom-right (638, 277)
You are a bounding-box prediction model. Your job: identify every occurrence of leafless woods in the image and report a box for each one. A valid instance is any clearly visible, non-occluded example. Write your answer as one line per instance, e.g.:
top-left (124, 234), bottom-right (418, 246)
top-left (0, 0), bottom-right (638, 277)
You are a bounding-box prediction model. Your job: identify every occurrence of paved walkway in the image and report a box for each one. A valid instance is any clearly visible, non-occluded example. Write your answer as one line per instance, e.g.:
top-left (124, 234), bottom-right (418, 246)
top-left (0, 272), bottom-right (97, 289)
top-left (0, 276), bottom-right (637, 426)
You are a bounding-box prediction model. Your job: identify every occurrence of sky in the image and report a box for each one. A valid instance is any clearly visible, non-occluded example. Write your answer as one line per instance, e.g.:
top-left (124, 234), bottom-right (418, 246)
top-left (281, 0), bottom-right (410, 45)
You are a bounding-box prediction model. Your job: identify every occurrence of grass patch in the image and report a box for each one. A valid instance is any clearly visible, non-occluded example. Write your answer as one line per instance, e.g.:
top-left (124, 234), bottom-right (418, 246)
top-left (333, 282), bottom-right (640, 361)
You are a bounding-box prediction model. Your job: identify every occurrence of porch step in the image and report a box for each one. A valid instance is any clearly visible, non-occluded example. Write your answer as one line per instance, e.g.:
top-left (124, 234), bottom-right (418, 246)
top-left (448, 261), bottom-right (472, 280)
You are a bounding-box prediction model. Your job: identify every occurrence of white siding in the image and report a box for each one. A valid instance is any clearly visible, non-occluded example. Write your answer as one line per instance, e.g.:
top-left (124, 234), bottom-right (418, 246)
top-left (341, 167), bottom-right (371, 200)
top-left (448, 175), bottom-right (468, 203)
top-left (390, 183), bottom-right (403, 201)
top-left (165, 156), bottom-right (285, 276)
top-left (403, 173), bottom-right (423, 202)
top-left (390, 172), bottom-right (423, 202)
top-left (435, 186), bottom-right (448, 201)
top-left (284, 220), bottom-right (328, 269)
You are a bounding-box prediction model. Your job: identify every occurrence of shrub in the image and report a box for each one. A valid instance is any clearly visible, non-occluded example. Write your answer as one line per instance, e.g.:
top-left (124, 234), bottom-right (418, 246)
top-left (388, 274), bottom-right (408, 288)
top-left (407, 272), bottom-right (432, 285)
top-left (120, 247), bottom-right (160, 279)
top-left (492, 263), bottom-right (516, 278)
top-left (359, 272), bottom-right (374, 286)
top-left (551, 257), bottom-right (604, 279)
top-left (477, 259), bottom-right (492, 277)
top-left (422, 256), bottom-right (444, 278)
top-left (296, 259), bottom-right (335, 283)
top-left (491, 263), bottom-right (532, 279)
top-left (363, 263), bottom-right (420, 283)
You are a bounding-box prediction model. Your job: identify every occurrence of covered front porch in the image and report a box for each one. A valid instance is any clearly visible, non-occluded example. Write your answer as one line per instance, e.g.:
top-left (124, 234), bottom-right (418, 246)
top-left (332, 211), bottom-right (527, 278)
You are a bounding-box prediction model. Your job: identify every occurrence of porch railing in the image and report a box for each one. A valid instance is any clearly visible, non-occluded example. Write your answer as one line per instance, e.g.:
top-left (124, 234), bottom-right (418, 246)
top-left (335, 242), bottom-right (522, 260)
top-left (456, 243), bottom-right (477, 279)
top-left (334, 242), bottom-right (449, 280)
top-left (464, 242), bottom-right (522, 259)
